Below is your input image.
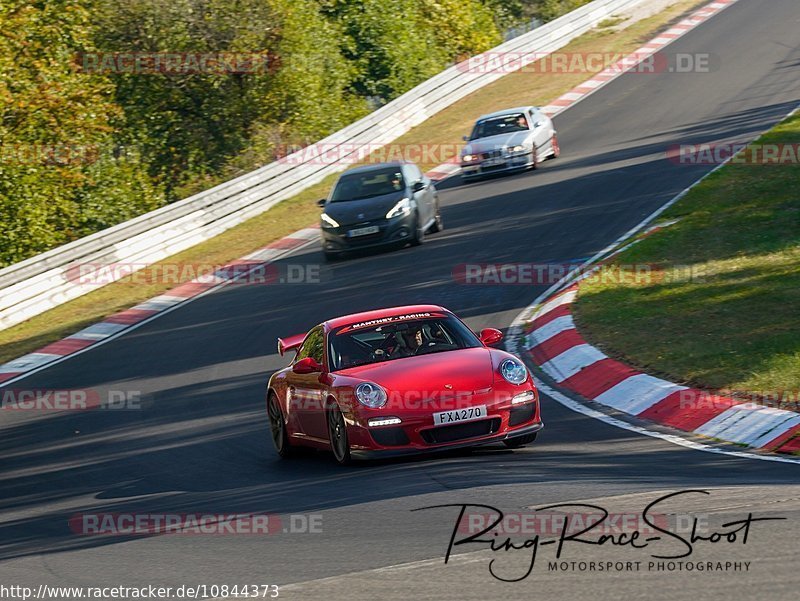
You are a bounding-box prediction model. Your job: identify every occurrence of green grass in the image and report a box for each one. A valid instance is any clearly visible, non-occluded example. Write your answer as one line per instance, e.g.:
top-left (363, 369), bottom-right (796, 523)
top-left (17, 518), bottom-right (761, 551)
top-left (0, 0), bottom-right (709, 365)
top-left (574, 112), bottom-right (800, 399)
top-left (597, 16), bottom-right (627, 29)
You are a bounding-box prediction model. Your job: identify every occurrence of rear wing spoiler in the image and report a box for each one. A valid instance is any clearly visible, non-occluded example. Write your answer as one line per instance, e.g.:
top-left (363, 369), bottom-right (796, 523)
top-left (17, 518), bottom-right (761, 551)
top-left (277, 333), bottom-right (306, 357)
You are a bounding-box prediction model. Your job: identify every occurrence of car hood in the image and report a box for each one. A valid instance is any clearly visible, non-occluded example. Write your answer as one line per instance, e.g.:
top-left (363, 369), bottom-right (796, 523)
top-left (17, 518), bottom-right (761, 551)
top-left (462, 131), bottom-right (531, 155)
top-left (336, 347), bottom-right (495, 398)
top-left (323, 191), bottom-right (407, 226)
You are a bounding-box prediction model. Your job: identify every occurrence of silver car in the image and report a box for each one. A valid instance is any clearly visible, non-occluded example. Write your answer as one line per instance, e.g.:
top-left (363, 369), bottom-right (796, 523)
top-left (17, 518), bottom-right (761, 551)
top-left (460, 106), bottom-right (559, 180)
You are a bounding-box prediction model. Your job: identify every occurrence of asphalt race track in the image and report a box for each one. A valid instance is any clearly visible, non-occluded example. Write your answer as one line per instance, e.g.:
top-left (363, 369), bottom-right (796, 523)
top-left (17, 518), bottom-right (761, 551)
top-left (1, 0), bottom-right (800, 599)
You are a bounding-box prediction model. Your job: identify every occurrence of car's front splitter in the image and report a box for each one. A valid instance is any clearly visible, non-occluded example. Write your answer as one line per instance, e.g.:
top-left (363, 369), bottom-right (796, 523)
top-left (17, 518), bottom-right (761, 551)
top-left (349, 421), bottom-right (543, 460)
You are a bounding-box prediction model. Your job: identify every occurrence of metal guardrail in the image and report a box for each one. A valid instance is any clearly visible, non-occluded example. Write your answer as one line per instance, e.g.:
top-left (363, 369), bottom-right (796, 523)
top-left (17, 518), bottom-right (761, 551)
top-left (504, 17), bottom-right (544, 42)
top-left (0, 0), bottom-right (648, 330)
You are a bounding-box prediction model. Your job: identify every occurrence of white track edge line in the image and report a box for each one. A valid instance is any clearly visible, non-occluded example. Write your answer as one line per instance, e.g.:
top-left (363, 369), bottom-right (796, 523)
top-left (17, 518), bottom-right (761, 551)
top-left (533, 377), bottom-right (800, 465)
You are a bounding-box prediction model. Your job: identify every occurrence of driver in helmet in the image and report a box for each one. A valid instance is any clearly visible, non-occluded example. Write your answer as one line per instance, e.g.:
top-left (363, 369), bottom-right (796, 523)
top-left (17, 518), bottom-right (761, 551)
top-left (397, 325), bottom-right (425, 357)
top-left (391, 172), bottom-right (404, 191)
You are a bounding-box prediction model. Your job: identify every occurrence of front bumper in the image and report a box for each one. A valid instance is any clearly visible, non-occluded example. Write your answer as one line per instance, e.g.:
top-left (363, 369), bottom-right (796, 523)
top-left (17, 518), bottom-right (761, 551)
top-left (461, 153), bottom-right (532, 179)
top-left (350, 423), bottom-right (543, 460)
top-left (321, 214), bottom-right (415, 254)
top-left (345, 393), bottom-right (543, 458)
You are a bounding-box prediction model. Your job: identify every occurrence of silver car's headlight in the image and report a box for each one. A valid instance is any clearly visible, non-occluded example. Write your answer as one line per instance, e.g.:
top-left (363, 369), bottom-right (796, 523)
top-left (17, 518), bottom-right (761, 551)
top-left (509, 145), bottom-right (529, 154)
top-left (355, 382), bottom-right (388, 408)
top-left (386, 198), bottom-right (411, 219)
top-left (500, 358), bottom-right (528, 385)
top-left (321, 213), bottom-right (339, 228)
top-left (462, 154), bottom-right (477, 162)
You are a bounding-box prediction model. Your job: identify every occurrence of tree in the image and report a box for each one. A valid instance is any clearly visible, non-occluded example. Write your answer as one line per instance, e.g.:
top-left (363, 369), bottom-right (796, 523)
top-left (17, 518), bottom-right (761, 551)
top-left (0, 0), bottom-right (163, 266)
top-left (93, 0), bottom-right (368, 198)
top-left (320, 0), bottom-right (501, 103)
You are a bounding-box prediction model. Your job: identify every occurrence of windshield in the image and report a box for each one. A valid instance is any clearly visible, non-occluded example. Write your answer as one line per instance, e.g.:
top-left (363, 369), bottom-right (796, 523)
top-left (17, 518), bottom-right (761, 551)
top-left (470, 113), bottom-right (528, 140)
top-left (328, 313), bottom-right (482, 371)
top-left (330, 167), bottom-right (405, 202)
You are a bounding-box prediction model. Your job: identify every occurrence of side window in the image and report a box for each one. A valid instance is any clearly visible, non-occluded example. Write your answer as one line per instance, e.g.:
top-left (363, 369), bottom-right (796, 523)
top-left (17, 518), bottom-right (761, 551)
top-left (296, 327), bottom-right (325, 365)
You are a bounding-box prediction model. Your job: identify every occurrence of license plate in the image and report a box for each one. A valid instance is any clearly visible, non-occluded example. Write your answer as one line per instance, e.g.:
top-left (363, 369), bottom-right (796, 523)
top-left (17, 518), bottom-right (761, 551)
top-left (433, 405), bottom-right (487, 426)
top-left (348, 225), bottom-right (379, 237)
top-left (483, 158), bottom-right (504, 167)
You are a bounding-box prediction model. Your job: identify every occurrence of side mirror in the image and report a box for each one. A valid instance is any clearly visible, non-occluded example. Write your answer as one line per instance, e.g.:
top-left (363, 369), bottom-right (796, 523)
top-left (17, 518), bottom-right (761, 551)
top-left (462, 135), bottom-right (470, 142)
top-left (534, 121), bottom-right (542, 128)
top-left (412, 181), bottom-right (427, 193)
top-left (292, 357), bottom-right (322, 374)
top-left (479, 328), bottom-right (503, 347)
top-left (316, 198), bottom-right (327, 207)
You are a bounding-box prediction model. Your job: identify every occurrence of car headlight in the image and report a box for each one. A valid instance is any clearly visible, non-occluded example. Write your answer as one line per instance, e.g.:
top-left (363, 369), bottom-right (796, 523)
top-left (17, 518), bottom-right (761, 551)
top-left (509, 145), bottom-right (528, 154)
top-left (500, 358), bottom-right (528, 385)
top-left (355, 382), bottom-right (388, 408)
top-left (462, 154), bottom-right (476, 162)
top-left (321, 213), bottom-right (339, 228)
top-left (385, 198), bottom-right (411, 219)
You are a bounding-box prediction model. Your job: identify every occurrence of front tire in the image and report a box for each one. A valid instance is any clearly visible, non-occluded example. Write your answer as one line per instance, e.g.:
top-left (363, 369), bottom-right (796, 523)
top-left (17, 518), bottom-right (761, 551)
top-left (267, 393), bottom-right (294, 459)
top-left (429, 203), bottom-right (444, 233)
top-left (503, 432), bottom-right (538, 449)
top-left (530, 145), bottom-right (540, 170)
top-left (550, 133), bottom-right (560, 159)
top-left (410, 213), bottom-right (425, 246)
top-left (327, 403), bottom-right (352, 465)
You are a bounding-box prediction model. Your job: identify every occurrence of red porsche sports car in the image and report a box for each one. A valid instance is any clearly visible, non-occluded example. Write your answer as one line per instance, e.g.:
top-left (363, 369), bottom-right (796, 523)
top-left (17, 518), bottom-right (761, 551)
top-left (266, 305), bottom-right (543, 464)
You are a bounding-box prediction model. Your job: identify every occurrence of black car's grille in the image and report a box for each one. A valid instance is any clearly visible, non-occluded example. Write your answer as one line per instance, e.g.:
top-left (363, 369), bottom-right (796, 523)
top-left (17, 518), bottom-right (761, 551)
top-left (509, 403), bottom-right (536, 427)
top-left (346, 232), bottom-right (383, 245)
top-left (370, 427), bottom-right (410, 446)
top-left (342, 222), bottom-right (384, 246)
top-left (421, 418), bottom-right (501, 444)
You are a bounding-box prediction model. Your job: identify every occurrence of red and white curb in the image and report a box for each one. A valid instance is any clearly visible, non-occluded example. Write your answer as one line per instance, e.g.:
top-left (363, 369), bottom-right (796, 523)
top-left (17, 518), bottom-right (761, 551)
top-left (540, 0), bottom-right (741, 117)
top-left (0, 227), bottom-right (321, 386)
top-left (425, 162), bottom-right (462, 181)
top-left (522, 284), bottom-right (800, 455)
